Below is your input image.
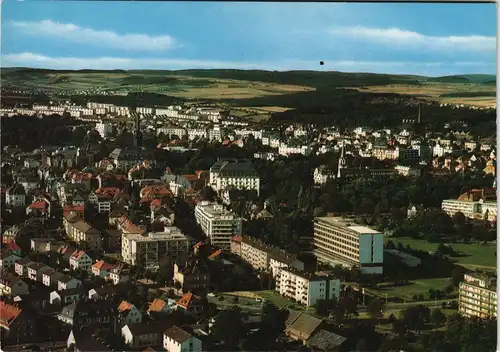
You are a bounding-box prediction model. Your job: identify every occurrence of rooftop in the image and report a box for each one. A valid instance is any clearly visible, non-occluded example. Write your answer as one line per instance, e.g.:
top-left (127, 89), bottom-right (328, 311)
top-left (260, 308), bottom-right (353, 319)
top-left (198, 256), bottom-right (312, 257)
top-left (315, 217), bottom-right (382, 235)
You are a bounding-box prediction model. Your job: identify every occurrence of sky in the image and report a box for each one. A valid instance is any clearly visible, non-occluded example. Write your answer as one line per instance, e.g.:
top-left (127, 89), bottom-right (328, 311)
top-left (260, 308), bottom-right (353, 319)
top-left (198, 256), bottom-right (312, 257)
top-left (1, 1), bottom-right (497, 76)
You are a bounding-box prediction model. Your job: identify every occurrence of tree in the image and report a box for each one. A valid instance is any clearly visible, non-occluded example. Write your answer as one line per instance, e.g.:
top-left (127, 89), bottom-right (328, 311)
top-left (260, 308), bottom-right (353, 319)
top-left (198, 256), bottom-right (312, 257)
top-left (367, 298), bottom-right (384, 321)
top-left (451, 266), bottom-right (467, 287)
top-left (430, 309), bottom-right (446, 327)
top-left (315, 299), bottom-right (329, 317)
top-left (211, 306), bottom-right (247, 347)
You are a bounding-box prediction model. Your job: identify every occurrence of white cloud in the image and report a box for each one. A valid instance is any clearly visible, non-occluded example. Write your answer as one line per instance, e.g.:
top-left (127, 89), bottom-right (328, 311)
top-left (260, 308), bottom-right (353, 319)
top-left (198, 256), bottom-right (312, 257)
top-left (329, 26), bottom-right (495, 52)
top-left (10, 20), bottom-right (176, 51)
top-left (1, 52), bottom-right (495, 76)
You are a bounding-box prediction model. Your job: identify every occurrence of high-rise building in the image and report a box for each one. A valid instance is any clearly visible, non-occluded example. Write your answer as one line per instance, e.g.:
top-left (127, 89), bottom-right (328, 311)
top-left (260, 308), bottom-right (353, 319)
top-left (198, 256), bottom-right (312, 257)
top-left (459, 272), bottom-right (497, 319)
top-left (194, 201), bottom-right (242, 251)
top-left (313, 217), bottom-right (384, 274)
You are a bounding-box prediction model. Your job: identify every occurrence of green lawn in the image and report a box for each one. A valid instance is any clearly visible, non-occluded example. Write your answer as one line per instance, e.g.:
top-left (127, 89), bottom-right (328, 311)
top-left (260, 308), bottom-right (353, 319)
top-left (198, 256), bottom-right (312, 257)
top-left (385, 237), bottom-right (497, 270)
top-left (254, 290), bottom-right (305, 310)
top-left (366, 277), bottom-right (453, 302)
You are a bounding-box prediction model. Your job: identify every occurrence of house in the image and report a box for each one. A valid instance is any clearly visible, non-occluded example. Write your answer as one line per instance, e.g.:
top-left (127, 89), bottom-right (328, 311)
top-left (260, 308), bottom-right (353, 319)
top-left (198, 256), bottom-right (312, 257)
top-left (3, 239), bottom-right (22, 256)
top-left (122, 322), bottom-right (172, 350)
top-left (0, 274), bottom-right (29, 297)
top-left (88, 286), bottom-right (118, 300)
top-left (67, 327), bottom-right (112, 352)
top-left (58, 299), bottom-right (118, 334)
top-left (108, 264), bottom-right (130, 285)
top-left (0, 249), bottom-right (21, 270)
top-left (163, 325), bottom-right (202, 352)
top-left (91, 259), bottom-right (115, 278)
top-left (306, 329), bottom-right (347, 351)
top-left (118, 300), bottom-right (143, 325)
top-left (42, 268), bottom-right (65, 288)
top-left (63, 213), bottom-right (102, 251)
top-left (285, 311), bottom-right (324, 343)
top-left (147, 298), bottom-right (171, 317)
top-left (26, 200), bottom-right (50, 220)
top-left (173, 258), bottom-right (211, 294)
top-left (27, 262), bottom-right (51, 282)
top-left (58, 276), bottom-right (82, 291)
top-left (14, 257), bottom-right (35, 277)
top-left (176, 293), bottom-right (203, 316)
top-left (50, 287), bottom-right (86, 306)
top-left (31, 237), bottom-right (56, 253)
top-left (88, 187), bottom-right (120, 213)
top-left (69, 250), bottom-right (93, 271)
top-left (0, 301), bottom-right (38, 345)
top-left (5, 183), bottom-right (26, 208)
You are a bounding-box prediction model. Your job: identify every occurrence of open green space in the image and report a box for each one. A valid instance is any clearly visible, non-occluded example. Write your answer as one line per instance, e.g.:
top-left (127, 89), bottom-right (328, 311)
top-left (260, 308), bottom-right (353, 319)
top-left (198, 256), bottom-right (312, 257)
top-left (367, 277), bottom-right (453, 302)
top-left (385, 237), bottom-right (496, 270)
top-left (254, 290), bottom-right (304, 310)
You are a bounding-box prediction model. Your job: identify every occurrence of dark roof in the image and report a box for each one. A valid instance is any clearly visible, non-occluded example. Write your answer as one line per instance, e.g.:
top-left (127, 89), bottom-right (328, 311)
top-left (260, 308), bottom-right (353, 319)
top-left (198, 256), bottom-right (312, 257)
top-left (71, 328), bottom-right (112, 351)
top-left (126, 321), bottom-right (172, 336)
top-left (164, 325), bottom-right (193, 344)
top-left (211, 158), bottom-right (257, 176)
top-left (241, 236), bottom-right (301, 266)
top-left (53, 287), bottom-right (86, 298)
top-left (306, 329), bottom-right (346, 350)
top-left (286, 312), bottom-right (324, 340)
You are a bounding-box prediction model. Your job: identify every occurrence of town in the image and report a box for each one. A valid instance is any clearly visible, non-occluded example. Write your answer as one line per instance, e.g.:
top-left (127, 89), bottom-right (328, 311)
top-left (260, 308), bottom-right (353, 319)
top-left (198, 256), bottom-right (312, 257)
top-left (0, 89), bottom-right (497, 352)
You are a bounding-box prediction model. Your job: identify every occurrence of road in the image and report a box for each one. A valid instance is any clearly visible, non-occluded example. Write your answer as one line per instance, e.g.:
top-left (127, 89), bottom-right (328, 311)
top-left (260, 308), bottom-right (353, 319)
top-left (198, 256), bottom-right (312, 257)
top-left (358, 298), bottom-right (458, 313)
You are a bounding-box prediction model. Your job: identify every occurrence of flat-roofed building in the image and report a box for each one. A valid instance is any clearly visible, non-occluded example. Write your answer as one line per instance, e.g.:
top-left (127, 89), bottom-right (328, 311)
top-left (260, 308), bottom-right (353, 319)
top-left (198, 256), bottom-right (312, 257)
top-left (459, 272), bottom-right (497, 319)
top-left (194, 201), bottom-right (242, 251)
top-left (122, 227), bottom-right (190, 269)
top-left (313, 217), bottom-right (384, 275)
top-left (442, 188), bottom-right (496, 220)
top-left (275, 268), bottom-right (340, 307)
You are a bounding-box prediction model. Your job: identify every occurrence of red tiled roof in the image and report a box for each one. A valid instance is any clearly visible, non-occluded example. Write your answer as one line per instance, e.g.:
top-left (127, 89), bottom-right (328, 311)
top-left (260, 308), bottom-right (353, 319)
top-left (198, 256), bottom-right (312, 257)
top-left (208, 249), bottom-right (222, 259)
top-left (4, 240), bottom-right (21, 251)
top-left (28, 201), bottom-right (48, 210)
top-left (92, 260), bottom-right (115, 271)
top-left (150, 199), bottom-right (162, 208)
top-left (148, 298), bottom-right (166, 313)
top-left (0, 302), bottom-right (22, 329)
top-left (118, 300), bottom-right (133, 313)
top-left (176, 293), bottom-right (200, 309)
top-left (231, 236), bottom-right (242, 243)
top-left (63, 204), bottom-right (85, 216)
top-left (193, 241), bottom-right (204, 249)
top-left (70, 250), bottom-right (87, 260)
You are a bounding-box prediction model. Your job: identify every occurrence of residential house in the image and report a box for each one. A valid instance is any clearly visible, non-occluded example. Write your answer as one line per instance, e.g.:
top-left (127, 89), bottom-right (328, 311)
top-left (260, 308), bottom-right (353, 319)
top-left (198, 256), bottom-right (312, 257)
top-left (58, 299), bottom-right (118, 335)
top-left (122, 322), bottom-right (172, 350)
top-left (118, 300), bottom-right (143, 325)
top-left (57, 276), bottom-right (82, 291)
top-left (69, 250), bottom-right (93, 271)
top-left (0, 249), bottom-right (21, 271)
top-left (5, 184), bottom-right (26, 208)
top-left (42, 268), bottom-right (65, 288)
top-left (0, 274), bottom-right (29, 297)
top-left (88, 187), bottom-right (120, 213)
top-left (63, 213), bottom-right (102, 251)
top-left (31, 237), bottom-right (56, 253)
top-left (173, 258), bottom-right (211, 294)
top-left (91, 259), bottom-right (115, 278)
top-left (3, 240), bottom-right (21, 256)
top-left (26, 200), bottom-right (50, 221)
top-left (176, 293), bottom-right (203, 317)
top-left (0, 301), bottom-right (38, 345)
top-left (147, 298), bottom-right (171, 317)
top-left (14, 257), bottom-right (35, 277)
top-left (109, 264), bottom-right (130, 285)
top-left (164, 325), bottom-right (202, 352)
top-left (67, 327), bottom-right (112, 352)
top-left (50, 287), bottom-right (86, 306)
top-left (27, 262), bottom-right (51, 282)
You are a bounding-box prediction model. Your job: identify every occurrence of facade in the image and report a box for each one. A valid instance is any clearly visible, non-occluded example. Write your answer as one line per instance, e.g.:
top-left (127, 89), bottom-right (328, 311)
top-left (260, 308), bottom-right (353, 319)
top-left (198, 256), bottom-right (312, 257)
top-left (69, 250), bottom-right (93, 271)
top-left (209, 159), bottom-right (260, 196)
top-left (0, 250), bottom-right (21, 270)
top-left (64, 213), bottom-right (102, 251)
top-left (118, 301), bottom-right (143, 325)
top-left (0, 274), bottom-right (29, 297)
top-left (194, 201), bottom-right (243, 251)
top-left (441, 188), bottom-right (496, 220)
top-left (313, 166), bottom-right (336, 186)
top-left (121, 227), bottom-right (190, 269)
top-left (122, 322), bottom-right (170, 350)
top-left (6, 184), bottom-right (26, 208)
top-left (163, 325), bottom-right (202, 352)
top-left (459, 273), bottom-right (497, 319)
top-left (0, 301), bottom-right (38, 345)
top-left (96, 122), bottom-right (113, 138)
top-left (313, 217), bottom-right (384, 274)
top-left (275, 268), bottom-right (340, 307)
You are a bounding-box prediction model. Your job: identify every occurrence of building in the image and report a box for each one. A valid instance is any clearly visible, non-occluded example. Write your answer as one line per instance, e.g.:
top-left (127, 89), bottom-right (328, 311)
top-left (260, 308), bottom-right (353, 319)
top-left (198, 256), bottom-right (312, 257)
top-left (234, 236), bottom-right (305, 276)
top-left (459, 272), bottom-right (497, 319)
top-left (6, 184), bottom-right (26, 208)
top-left (313, 217), bottom-right (384, 274)
top-left (118, 301), bottom-right (143, 325)
top-left (58, 299), bottom-right (118, 334)
top-left (96, 122), bottom-right (113, 138)
top-left (209, 159), bottom-right (260, 196)
top-left (63, 213), bottom-right (102, 251)
top-left (0, 274), bottom-right (29, 297)
top-left (275, 268), bottom-right (340, 307)
top-left (173, 260), bottom-right (211, 294)
top-left (69, 250), bottom-right (93, 271)
top-left (0, 249), bottom-right (21, 271)
top-left (313, 166), bottom-right (336, 186)
top-left (163, 325), bottom-right (202, 352)
top-left (384, 249), bottom-right (422, 268)
top-left (122, 322), bottom-right (171, 350)
top-left (441, 188), bottom-right (496, 220)
top-left (0, 301), bottom-right (38, 345)
top-left (121, 227), bottom-right (190, 269)
top-left (92, 260), bottom-right (116, 278)
top-left (194, 201), bottom-right (243, 251)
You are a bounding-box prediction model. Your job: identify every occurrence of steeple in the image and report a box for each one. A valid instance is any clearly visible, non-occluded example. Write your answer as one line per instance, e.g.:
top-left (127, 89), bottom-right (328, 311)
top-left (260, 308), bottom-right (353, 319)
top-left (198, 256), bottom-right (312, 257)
top-left (417, 103), bottom-right (421, 124)
top-left (337, 145), bottom-right (346, 179)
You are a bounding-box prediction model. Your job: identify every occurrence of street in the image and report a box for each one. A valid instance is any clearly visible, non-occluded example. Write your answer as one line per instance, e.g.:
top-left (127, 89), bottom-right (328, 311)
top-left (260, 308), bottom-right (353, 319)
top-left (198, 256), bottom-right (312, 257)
top-left (2, 341), bottom-right (67, 352)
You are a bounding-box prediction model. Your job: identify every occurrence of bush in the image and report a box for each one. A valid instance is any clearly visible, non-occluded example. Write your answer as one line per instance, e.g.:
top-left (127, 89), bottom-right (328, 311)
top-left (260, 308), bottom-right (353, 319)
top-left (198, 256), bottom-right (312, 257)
top-left (232, 296), bottom-right (239, 304)
top-left (218, 296), bottom-right (225, 302)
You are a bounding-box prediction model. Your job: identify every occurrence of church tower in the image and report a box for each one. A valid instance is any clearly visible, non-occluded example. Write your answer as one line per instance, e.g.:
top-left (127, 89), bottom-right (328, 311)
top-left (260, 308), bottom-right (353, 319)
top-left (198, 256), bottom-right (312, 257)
top-left (134, 114), bottom-right (143, 148)
top-left (337, 145), bottom-right (346, 179)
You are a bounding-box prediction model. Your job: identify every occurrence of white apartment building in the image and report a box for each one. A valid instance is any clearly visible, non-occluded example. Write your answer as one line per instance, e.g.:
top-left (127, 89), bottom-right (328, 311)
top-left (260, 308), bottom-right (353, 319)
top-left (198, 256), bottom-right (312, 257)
top-left (459, 273), bottom-right (497, 319)
top-left (96, 122), bottom-right (113, 138)
top-left (313, 166), bottom-right (336, 186)
top-left (275, 268), bottom-right (340, 307)
top-left (235, 129), bottom-right (263, 140)
top-left (433, 144), bottom-right (454, 157)
top-left (209, 159), bottom-right (260, 196)
top-left (157, 126), bottom-right (187, 138)
top-left (394, 165), bottom-right (421, 177)
top-left (121, 227), bottom-right (190, 269)
top-left (136, 107), bottom-right (154, 114)
top-left (441, 199), bottom-right (480, 219)
top-left (208, 125), bottom-right (223, 141)
top-left (313, 217), bottom-right (384, 275)
top-left (187, 128), bottom-right (208, 140)
top-left (194, 201), bottom-right (242, 251)
top-left (278, 145), bottom-right (312, 157)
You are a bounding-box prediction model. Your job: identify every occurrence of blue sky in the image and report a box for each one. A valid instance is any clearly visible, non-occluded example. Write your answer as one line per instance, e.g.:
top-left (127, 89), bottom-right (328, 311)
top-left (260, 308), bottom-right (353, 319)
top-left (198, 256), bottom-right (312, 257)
top-left (1, 1), bottom-right (496, 76)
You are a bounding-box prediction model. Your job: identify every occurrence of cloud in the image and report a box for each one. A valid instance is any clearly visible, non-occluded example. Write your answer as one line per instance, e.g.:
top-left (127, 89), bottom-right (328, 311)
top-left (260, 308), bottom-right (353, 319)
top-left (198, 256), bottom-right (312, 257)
top-left (329, 26), bottom-right (495, 52)
top-left (9, 20), bottom-right (176, 51)
top-left (1, 52), bottom-right (495, 76)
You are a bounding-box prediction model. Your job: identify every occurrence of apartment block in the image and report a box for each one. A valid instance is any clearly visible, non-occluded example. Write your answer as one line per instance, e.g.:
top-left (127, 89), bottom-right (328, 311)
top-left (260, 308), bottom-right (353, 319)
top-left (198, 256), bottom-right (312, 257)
top-left (275, 268), bottom-right (340, 307)
top-left (441, 188), bottom-right (496, 220)
top-left (122, 227), bottom-right (190, 269)
top-left (313, 217), bottom-right (384, 275)
top-left (209, 159), bottom-right (260, 196)
top-left (459, 272), bottom-right (497, 319)
top-left (194, 201), bottom-right (242, 251)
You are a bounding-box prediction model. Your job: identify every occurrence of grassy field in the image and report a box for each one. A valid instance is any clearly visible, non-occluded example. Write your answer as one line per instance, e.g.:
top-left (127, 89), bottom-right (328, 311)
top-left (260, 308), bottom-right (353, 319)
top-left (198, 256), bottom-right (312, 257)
top-left (254, 290), bottom-right (304, 309)
top-left (367, 278), bottom-right (453, 302)
top-left (385, 237), bottom-right (497, 270)
top-left (354, 83), bottom-right (496, 108)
